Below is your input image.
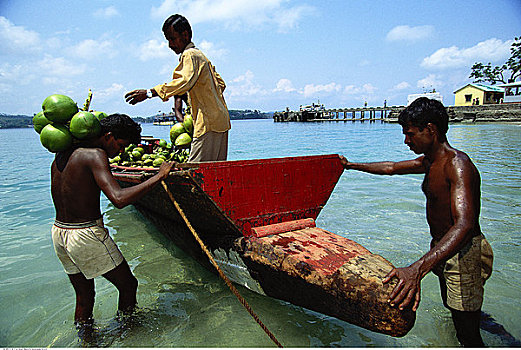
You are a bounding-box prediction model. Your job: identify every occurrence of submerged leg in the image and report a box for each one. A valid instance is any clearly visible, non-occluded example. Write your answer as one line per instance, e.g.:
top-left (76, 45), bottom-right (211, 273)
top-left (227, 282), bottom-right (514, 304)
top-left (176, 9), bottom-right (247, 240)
top-left (450, 308), bottom-right (485, 347)
top-left (102, 260), bottom-right (138, 314)
top-left (68, 272), bottom-right (95, 324)
top-left (438, 275), bottom-right (484, 347)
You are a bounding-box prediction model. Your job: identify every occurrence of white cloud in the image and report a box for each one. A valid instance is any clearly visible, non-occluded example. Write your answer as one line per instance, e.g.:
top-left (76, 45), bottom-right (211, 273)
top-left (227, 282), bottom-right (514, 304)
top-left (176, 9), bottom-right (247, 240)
top-left (417, 74), bottom-right (443, 89)
top-left (343, 83), bottom-right (377, 95)
top-left (94, 6), bottom-right (120, 19)
top-left (421, 38), bottom-right (513, 69)
top-left (386, 25), bottom-right (434, 42)
top-left (71, 39), bottom-right (116, 60)
top-left (302, 82), bottom-right (342, 98)
top-left (271, 5), bottom-right (315, 32)
top-left (197, 40), bottom-right (228, 60)
top-left (393, 81), bottom-right (410, 90)
top-left (38, 55), bottom-right (86, 84)
top-left (227, 70), bottom-right (267, 97)
top-left (138, 39), bottom-right (172, 61)
top-left (0, 54), bottom-right (86, 89)
top-left (151, 0), bottom-right (315, 32)
top-left (359, 59), bottom-right (371, 67)
top-left (95, 83), bottom-right (124, 100)
top-left (273, 78), bottom-right (296, 93)
top-left (0, 16), bottom-right (41, 55)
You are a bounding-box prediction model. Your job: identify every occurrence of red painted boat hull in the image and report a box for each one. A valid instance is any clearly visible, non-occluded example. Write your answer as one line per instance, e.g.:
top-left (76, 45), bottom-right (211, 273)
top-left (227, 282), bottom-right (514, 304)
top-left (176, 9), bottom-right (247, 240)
top-left (112, 154), bottom-right (415, 337)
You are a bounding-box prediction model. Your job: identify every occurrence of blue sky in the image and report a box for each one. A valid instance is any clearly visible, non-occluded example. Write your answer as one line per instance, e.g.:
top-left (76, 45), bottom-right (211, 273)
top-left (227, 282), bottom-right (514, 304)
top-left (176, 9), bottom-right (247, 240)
top-left (1, 0), bottom-right (520, 117)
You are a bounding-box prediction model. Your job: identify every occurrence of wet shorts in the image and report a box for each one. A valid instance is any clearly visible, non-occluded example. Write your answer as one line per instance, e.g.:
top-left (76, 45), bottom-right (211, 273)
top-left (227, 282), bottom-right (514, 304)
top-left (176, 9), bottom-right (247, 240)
top-left (51, 218), bottom-right (124, 279)
top-left (433, 234), bottom-right (493, 312)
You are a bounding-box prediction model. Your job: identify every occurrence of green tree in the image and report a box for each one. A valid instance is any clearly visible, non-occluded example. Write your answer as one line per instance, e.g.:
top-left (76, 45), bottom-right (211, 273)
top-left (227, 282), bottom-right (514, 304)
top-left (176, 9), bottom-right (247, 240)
top-left (469, 36), bottom-right (521, 84)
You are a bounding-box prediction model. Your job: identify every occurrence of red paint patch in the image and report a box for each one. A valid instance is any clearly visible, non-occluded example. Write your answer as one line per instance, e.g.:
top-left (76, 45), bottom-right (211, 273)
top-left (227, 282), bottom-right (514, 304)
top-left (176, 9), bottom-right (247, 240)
top-left (250, 227), bottom-right (371, 276)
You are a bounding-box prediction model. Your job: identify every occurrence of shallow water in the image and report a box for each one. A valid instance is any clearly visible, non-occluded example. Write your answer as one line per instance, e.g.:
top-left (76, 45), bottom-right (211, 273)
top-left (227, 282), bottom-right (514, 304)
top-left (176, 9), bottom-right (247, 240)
top-left (0, 120), bottom-right (520, 347)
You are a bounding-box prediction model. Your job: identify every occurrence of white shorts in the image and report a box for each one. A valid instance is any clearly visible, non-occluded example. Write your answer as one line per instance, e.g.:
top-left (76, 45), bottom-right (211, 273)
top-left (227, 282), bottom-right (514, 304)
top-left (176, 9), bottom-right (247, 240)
top-left (51, 218), bottom-right (124, 279)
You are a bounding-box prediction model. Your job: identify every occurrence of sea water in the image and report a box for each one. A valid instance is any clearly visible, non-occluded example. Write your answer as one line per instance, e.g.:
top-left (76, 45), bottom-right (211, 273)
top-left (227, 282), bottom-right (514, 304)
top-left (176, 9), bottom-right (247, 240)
top-left (0, 119), bottom-right (520, 347)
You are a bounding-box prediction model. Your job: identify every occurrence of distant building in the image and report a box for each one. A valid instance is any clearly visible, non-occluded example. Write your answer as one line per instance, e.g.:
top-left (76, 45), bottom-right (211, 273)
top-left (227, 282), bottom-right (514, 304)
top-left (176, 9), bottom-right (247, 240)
top-left (497, 82), bottom-right (521, 103)
top-left (453, 83), bottom-right (504, 106)
top-left (407, 92), bottom-right (443, 106)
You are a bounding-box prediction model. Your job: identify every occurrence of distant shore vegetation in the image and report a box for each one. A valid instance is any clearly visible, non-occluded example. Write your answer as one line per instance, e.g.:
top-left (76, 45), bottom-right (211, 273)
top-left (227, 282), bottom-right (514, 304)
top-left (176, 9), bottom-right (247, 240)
top-left (0, 109), bottom-right (274, 129)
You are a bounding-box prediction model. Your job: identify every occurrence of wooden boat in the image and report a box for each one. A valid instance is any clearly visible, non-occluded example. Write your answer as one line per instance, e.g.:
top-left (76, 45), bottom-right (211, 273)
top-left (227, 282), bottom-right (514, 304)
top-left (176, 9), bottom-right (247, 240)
top-left (111, 154), bottom-right (415, 337)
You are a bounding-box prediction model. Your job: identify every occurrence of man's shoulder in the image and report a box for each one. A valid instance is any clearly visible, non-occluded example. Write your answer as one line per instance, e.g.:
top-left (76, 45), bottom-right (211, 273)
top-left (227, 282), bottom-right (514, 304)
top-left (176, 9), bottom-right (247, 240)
top-left (70, 147), bottom-right (107, 163)
top-left (444, 148), bottom-right (479, 177)
top-left (183, 46), bottom-right (208, 62)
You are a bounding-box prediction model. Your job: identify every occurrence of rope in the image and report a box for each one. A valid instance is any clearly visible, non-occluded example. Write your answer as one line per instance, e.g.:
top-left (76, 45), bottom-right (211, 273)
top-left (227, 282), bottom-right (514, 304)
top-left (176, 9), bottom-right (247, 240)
top-left (161, 180), bottom-right (283, 348)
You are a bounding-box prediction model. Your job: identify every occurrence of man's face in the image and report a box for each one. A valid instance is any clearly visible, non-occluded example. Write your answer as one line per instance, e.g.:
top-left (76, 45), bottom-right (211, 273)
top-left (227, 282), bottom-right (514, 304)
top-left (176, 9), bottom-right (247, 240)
top-left (106, 134), bottom-right (130, 159)
top-left (402, 123), bottom-right (433, 155)
top-left (165, 27), bottom-right (189, 54)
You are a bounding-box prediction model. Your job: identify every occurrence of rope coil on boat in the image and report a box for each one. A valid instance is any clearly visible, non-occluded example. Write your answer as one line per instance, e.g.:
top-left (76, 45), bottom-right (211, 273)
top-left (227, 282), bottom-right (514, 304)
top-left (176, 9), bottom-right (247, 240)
top-left (161, 180), bottom-right (283, 348)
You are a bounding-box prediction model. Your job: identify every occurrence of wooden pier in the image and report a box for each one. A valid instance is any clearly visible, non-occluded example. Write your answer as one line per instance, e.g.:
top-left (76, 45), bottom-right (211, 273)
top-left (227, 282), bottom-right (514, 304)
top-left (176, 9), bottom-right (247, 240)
top-left (273, 106), bottom-right (405, 123)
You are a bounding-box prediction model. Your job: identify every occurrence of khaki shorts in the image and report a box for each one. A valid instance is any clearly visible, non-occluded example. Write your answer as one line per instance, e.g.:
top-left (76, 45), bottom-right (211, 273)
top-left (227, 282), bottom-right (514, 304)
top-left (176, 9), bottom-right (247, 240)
top-left (188, 130), bottom-right (228, 162)
top-left (433, 234), bottom-right (493, 312)
top-left (51, 218), bottom-right (124, 279)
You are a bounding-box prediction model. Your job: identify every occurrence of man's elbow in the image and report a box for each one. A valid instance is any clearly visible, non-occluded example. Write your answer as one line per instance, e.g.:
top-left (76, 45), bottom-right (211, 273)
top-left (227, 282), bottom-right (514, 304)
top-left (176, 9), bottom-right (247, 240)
top-left (110, 195), bottom-right (128, 209)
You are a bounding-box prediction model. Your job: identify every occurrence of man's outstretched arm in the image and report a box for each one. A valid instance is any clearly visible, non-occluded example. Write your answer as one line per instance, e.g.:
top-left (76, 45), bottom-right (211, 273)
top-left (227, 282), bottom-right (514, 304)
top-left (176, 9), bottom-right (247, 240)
top-left (89, 149), bottom-right (175, 208)
top-left (339, 155), bottom-right (426, 175)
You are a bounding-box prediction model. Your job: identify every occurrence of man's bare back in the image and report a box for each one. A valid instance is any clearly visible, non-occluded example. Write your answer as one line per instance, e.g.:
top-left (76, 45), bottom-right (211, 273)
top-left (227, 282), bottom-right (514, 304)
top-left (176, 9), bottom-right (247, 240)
top-left (52, 147), bottom-right (107, 223)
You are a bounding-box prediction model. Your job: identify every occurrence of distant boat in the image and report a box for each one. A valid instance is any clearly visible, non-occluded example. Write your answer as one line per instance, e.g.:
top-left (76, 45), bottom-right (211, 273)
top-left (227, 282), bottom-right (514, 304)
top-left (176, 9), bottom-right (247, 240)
top-left (153, 113), bottom-right (176, 125)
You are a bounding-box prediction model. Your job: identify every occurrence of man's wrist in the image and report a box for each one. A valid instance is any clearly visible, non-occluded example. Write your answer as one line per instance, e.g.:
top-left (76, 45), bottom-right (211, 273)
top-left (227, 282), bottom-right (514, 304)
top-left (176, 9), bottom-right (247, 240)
top-left (146, 89), bottom-right (153, 99)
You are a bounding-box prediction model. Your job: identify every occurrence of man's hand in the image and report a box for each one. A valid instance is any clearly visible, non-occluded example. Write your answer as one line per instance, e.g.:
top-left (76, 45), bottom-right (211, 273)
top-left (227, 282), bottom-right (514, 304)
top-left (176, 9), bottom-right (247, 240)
top-left (382, 265), bottom-right (422, 312)
top-left (158, 161), bottom-right (176, 180)
top-left (125, 89), bottom-right (148, 105)
top-left (339, 155), bottom-right (352, 169)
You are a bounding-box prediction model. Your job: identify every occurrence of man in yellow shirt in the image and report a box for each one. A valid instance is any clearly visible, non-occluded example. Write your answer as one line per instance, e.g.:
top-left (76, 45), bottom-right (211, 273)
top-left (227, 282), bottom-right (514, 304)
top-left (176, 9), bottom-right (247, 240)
top-left (125, 14), bottom-right (231, 162)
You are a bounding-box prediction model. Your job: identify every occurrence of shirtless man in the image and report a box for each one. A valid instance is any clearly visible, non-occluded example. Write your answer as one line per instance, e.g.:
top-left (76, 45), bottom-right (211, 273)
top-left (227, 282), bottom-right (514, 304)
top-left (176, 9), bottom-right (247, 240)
top-left (340, 97), bottom-right (493, 347)
top-left (50, 114), bottom-right (174, 330)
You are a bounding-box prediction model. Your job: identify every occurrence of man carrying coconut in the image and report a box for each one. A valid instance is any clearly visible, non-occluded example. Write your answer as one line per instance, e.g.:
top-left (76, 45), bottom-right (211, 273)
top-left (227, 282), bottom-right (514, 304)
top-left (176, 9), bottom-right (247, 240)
top-left (340, 98), bottom-right (493, 347)
top-left (51, 114), bottom-right (174, 333)
top-left (125, 14), bottom-right (231, 162)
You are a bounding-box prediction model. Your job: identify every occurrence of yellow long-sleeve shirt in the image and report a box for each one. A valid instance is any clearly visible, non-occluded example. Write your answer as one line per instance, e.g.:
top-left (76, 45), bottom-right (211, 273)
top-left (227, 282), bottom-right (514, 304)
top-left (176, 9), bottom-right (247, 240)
top-left (153, 42), bottom-right (231, 138)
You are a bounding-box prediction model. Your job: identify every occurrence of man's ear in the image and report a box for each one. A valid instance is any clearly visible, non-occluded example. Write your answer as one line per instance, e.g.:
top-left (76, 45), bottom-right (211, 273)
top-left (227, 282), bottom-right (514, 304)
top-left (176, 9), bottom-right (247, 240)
top-left (426, 123), bottom-right (438, 135)
top-left (104, 132), bottom-right (113, 141)
top-left (182, 30), bottom-right (191, 42)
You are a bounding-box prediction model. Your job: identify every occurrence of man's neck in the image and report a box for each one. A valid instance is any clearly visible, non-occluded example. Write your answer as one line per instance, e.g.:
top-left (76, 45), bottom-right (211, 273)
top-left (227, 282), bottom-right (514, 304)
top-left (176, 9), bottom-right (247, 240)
top-left (425, 140), bottom-right (450, 162)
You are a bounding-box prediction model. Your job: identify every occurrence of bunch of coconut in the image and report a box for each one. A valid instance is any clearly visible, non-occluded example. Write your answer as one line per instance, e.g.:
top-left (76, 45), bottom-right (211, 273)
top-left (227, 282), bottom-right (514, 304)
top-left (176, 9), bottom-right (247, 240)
top-left (33, 93), bottom-right (108, 153)
top-left (169, 112), bottom-right (193, 149)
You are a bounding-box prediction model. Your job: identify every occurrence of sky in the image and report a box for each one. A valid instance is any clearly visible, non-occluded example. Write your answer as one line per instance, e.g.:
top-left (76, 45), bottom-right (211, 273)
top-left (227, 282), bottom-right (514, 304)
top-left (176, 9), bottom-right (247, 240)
top-left (1, 0), bottom-right (520, 117)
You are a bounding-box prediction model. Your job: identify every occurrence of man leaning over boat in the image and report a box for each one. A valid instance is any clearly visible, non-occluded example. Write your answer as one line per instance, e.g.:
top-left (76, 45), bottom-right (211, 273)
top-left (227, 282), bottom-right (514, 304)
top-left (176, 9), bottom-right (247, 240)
top-left (50, 114), bottom-right (174, 339)
top-left (340, 97), bottom-right (493, 347)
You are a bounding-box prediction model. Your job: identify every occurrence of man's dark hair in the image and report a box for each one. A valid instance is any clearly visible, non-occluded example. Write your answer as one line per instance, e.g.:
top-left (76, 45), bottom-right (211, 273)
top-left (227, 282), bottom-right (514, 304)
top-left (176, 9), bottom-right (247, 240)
top-left (162, 14), bottom-right (192, 38)
top-left (398, 97), bottom-right (449, 137)
top-left (100, 114), bottom-right (141, 145)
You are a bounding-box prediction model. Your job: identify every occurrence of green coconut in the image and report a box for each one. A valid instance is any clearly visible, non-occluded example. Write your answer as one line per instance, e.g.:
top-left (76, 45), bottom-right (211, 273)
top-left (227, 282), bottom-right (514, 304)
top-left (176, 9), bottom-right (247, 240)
top-left (159, 139), bottom-right (168, 148)
top-left (183, 115), bottom-right (193, 135)
top-left (169, 122), bottom-right (186, 143)
top-left (69, 111), bottom-right (101, 140)
top-left (174, 132), bottom-right (192, 147)
top-left (40, 124), bottom-right (73, 152)
top-left (131, 150), bottom-right (142, 160)
top-left (42, 94), bottom-right (78, 123)
top-left (153, 158), bottom-right (164, 167)
top-left (32, 111), bottom-right (52, 134)
top-left (92, 111), bottom-right (108, 121)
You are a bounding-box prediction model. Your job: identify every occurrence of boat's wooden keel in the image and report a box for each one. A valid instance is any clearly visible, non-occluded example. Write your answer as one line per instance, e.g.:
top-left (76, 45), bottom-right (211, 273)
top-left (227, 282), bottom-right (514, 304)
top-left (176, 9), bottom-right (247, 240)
top-left (234, 225), bottom-right (416, 337)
